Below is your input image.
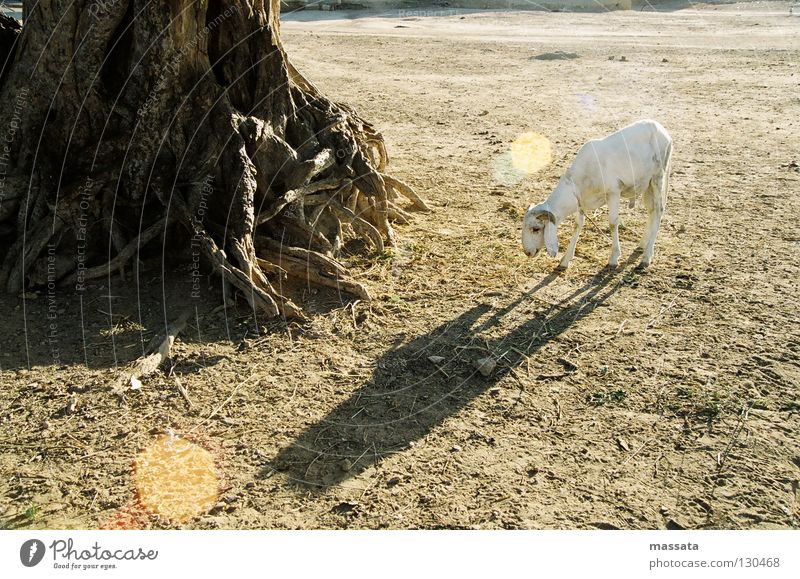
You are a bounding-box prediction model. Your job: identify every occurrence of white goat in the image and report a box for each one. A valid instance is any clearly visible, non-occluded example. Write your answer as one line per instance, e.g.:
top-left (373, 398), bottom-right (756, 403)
top-left (521, 119), bottom-right (672, 269)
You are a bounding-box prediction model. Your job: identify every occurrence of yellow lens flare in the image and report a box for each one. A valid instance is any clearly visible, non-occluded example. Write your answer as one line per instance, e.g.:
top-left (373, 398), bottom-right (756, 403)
top-left (510, 132), bottom-right (552, 175)
top-left (492, 131), bottom-right (552, 186)
top-left (133, 434), bottom-right (219, 524)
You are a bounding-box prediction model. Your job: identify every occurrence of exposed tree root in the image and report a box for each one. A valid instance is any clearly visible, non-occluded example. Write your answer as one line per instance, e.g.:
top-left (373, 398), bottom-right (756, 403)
top-left (383, 175), bottom-right (432, 212)
top-left (329, 200), bottom-right (385, 253)
top-left (59, 217), bottom-right (170, 287)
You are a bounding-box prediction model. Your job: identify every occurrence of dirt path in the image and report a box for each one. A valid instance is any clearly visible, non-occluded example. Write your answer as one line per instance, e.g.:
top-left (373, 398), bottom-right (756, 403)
top-left (1, 3), bottom-right (798, 529)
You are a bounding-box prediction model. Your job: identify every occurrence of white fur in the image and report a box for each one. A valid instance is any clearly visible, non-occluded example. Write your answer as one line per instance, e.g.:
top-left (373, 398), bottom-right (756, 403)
top-left (521, 119), bottom-right (672, 269)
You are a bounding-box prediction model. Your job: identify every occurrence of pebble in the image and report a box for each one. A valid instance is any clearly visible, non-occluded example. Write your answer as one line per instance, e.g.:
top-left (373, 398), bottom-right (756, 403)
top-left (475, 357), bottom-right (496, 377)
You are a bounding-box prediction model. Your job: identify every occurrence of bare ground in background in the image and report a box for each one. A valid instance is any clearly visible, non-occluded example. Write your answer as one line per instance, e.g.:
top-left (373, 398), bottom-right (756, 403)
top-left (1, 2), bottom-right (798, 529)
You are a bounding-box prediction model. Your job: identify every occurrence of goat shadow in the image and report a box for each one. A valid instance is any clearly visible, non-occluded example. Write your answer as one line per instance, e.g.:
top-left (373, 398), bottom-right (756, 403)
top-left (268, 255), bottom-right (640, 489)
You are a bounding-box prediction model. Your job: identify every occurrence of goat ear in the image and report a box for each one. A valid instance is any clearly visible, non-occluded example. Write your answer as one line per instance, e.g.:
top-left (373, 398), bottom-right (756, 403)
top-left (543, 220), bottom-right (558, 258)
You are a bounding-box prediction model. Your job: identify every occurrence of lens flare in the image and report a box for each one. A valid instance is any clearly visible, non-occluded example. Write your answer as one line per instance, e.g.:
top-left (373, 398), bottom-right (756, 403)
top-left (493, 131), bottom-right (552, 186)
top-left (134, 434), bottom-right (219, 523)
top-left (510, 132), bottom-right (552, 175)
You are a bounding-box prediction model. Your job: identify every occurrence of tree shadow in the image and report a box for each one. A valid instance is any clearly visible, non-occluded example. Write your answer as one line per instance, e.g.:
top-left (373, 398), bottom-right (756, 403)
top-left (0, 254), bottom-right (367, 372)
top-left (268, 255), bottom-right (640, 489)
top-left (0, 265), bottom-right (258, 372)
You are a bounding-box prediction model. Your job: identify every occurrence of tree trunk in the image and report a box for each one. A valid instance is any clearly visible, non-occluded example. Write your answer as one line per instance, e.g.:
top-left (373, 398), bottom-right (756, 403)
top-left (0, 0), bottom-right (427, 319)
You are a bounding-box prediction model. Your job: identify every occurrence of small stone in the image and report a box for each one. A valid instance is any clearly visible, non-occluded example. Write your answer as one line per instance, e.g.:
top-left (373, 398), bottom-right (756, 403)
top-left (666, 519), bottom-right (686, 530)
top-left (331, 501), bottom-right (358, 514)
top-left (428, 356), bottom-right (445, 364)
top-left (475, 357), bottom-right (496, 377)
top-left (558, 357), bottom-right (578, 372)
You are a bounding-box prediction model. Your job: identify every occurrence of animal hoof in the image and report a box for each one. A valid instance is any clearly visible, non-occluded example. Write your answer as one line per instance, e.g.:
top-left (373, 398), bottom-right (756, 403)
top-left (557, 260), bottom-right (570, 271)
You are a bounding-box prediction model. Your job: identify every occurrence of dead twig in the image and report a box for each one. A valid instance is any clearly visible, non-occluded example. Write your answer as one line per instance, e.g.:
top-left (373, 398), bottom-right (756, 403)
top-left (716, 402), bottom-right (754, 471)
top-left (646, 298), bottom-right (677, 329)
top-left (619, 439), bottom-right (652, 468)
top-left (112, 307), bottom-right (194, 392)
top-left (174, 376), bottom-right (194, 408)
top-left (191, 371), bottom-right (262, 432)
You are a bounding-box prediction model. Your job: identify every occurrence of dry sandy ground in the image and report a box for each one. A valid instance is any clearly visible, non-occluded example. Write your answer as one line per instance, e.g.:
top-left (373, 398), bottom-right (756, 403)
top-left (1, 2), bottom-right (798, 530)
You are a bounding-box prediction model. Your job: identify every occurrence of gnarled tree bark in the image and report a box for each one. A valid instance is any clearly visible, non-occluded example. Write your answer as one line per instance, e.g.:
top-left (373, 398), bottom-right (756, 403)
top-left (0, 0), bottom-right (425, 318)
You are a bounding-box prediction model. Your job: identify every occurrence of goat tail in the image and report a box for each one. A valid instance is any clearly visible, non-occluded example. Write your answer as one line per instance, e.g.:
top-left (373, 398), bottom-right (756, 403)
top-left (660, 138), bottom-right (673, 209)
top-left (650, 131), bottom-right (672, 213)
